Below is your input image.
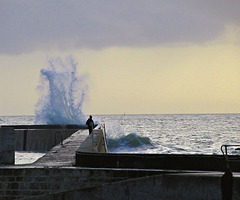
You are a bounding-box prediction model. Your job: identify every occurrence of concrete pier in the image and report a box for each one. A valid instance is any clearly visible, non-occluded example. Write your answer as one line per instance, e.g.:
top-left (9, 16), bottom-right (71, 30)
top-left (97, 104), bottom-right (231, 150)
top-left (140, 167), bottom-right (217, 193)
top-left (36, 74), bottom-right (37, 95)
top-left (33, 124), bottom-right (108, 166)
top-left (0, 124), bottom-right (240, 199)
top-left (76, 125), bottom-right (108, 153)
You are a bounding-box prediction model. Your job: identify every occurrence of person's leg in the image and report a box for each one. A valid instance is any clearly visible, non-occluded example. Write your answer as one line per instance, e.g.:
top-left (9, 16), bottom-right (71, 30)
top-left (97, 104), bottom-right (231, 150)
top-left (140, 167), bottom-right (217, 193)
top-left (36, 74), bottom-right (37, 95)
top-left (90, 127), bottom-right (93, 135)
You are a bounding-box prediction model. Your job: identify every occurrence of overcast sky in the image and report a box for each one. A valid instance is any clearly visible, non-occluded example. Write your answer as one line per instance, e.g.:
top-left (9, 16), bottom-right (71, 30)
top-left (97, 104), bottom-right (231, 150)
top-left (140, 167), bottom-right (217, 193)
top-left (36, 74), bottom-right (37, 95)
top-left (1, 0), bottom-right (240, 54)
top-left (0, 0), bottom-right (240, 115)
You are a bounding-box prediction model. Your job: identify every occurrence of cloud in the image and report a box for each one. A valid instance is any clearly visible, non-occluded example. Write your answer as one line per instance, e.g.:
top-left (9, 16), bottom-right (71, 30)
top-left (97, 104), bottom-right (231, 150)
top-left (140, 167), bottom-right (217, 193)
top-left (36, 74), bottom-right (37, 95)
top-left (0, 0), bottom-right (240, 54)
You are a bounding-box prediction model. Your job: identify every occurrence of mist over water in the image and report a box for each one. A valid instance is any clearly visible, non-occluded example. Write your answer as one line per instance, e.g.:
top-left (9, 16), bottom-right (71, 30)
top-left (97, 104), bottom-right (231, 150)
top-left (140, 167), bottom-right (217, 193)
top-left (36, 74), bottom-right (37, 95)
top-left (34, 56), bottom-right (88, 125)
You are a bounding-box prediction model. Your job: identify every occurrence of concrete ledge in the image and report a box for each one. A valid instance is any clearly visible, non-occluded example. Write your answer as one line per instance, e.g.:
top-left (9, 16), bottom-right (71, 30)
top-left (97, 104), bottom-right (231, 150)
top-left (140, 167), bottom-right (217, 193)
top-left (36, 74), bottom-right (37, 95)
top-left (76, 125), bottom-right (108, 153)
top-left (2, 125), bottom-right (88, 129)
top-left (75, 152), bottom-right (240, 172)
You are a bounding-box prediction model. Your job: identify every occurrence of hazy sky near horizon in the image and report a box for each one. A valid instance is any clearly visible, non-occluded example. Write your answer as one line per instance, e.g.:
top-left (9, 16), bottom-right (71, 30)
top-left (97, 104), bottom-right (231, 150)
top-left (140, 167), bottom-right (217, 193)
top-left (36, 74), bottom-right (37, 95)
top-left (0, 0), bottom-right (240, 115)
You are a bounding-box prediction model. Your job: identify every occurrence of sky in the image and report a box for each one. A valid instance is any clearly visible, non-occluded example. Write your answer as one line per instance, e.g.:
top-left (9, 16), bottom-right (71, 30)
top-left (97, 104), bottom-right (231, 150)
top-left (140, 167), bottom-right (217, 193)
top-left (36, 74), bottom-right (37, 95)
top-left (0, 0), bottom-right (240, 115)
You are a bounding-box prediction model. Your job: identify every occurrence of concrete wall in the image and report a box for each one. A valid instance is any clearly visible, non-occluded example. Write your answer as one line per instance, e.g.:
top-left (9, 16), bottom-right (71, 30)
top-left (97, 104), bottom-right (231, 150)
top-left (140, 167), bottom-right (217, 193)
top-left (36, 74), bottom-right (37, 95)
top-left (15, 129), bottom-right (79, 151)
top-left (0, 128), bottom-right (14, 165)
top-left (76, 125), bottom-right (108, 153)
top-left (92, 126), bottom-right (108, 153)
top-left (0, 125), bottom-right (87, 152)
top-left (0, 167), bottom-right (161, 200)
top-left (75, 151), bottom-right (240, 172)
top-left (21, 172), bottom-right (240, 200)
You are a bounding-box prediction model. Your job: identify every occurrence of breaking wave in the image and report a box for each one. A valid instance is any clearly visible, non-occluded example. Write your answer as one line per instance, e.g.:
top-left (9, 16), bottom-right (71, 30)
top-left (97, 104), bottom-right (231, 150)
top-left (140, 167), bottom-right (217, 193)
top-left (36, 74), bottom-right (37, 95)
top-left (107, 133), bottom-right (153, 151)
top-left (34, 56), bottom-right (88, 125)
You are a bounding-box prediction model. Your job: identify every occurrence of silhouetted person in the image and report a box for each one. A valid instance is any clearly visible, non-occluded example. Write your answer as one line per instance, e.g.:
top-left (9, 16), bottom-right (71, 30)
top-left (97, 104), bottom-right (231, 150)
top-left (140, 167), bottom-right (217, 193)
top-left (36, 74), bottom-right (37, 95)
top-left (86, 115), bottom-right (94, 135)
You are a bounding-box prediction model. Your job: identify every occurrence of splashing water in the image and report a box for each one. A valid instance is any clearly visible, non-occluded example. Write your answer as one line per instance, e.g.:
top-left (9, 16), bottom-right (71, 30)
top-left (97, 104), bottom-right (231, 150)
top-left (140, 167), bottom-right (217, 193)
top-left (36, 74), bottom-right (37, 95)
top-left (34, 56), bottom-right (88, 125)
top-left (107, 133), bottom-right (153, 150)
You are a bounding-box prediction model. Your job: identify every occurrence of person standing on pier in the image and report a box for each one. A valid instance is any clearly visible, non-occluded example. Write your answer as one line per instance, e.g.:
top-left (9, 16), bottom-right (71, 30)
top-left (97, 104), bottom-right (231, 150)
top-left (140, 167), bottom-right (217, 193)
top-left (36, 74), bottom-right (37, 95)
top-left (86, 115), bottom-right (94, 135)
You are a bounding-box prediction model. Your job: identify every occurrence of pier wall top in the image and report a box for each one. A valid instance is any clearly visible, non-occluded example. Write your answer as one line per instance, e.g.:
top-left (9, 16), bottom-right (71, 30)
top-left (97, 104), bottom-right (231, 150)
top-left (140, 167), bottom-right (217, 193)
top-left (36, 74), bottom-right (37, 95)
top-left (76, 124), bottom-right (108, 153)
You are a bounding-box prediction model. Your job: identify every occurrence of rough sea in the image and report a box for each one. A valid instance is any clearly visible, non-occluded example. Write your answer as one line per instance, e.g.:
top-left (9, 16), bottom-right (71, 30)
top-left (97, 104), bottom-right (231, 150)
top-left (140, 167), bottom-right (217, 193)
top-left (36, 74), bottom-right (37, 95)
top-left (1, 57), bottom-right (239, 164)
top-left (1, 114), bottom-right (240, 164)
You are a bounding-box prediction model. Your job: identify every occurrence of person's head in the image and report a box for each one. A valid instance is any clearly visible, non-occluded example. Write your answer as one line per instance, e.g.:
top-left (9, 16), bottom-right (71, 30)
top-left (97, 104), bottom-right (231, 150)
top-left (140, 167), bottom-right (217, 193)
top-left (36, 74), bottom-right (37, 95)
top-left (90, 115), bottom-right (92, 119)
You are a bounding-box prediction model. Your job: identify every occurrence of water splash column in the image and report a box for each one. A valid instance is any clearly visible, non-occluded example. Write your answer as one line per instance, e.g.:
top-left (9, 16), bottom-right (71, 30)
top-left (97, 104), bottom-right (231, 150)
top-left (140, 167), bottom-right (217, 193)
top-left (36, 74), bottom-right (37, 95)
top-left (34, 56), bottom-right (89, 125)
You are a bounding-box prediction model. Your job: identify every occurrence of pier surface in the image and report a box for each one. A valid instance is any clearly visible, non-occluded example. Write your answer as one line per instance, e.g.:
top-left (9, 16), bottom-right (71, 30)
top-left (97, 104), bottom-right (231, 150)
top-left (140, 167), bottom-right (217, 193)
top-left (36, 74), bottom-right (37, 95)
top-left (32, 125), bottom-right (107, 167)
top-left (33, 129), bottom-right (89, 167)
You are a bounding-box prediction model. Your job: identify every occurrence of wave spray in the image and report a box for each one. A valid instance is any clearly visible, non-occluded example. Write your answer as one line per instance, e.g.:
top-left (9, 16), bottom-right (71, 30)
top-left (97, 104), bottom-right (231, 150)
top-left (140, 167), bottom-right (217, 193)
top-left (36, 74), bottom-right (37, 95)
top-left (34, 56), bottom-right (88, 125)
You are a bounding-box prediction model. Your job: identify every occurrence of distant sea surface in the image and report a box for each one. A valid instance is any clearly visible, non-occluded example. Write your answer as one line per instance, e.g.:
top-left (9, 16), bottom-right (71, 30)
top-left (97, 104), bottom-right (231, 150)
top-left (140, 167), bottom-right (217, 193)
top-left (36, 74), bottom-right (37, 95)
top-left (1, 114), bottom-right (240, 164)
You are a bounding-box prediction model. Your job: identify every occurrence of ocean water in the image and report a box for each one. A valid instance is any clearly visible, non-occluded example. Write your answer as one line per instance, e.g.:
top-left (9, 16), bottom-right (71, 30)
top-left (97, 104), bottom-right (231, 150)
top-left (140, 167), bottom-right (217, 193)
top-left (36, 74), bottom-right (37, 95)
top-left (2, 57), bottom-right (238, 164)
top-left (95, 113), bottom-right (240, 155)
top-left (1, 114), bottom-right (240, 159)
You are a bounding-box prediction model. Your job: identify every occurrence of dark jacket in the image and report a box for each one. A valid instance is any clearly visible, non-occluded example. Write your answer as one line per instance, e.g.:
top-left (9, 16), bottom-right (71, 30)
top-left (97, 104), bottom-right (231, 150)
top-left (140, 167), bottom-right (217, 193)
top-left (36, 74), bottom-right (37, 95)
top-left (86, 118), bottom-right (94, 129)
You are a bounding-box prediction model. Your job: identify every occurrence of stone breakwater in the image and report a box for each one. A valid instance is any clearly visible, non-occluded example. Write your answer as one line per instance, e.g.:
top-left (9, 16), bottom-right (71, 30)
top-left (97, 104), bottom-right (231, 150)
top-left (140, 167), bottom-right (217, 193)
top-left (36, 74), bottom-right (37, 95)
top-left (0, 166), bottom-right (163, 200)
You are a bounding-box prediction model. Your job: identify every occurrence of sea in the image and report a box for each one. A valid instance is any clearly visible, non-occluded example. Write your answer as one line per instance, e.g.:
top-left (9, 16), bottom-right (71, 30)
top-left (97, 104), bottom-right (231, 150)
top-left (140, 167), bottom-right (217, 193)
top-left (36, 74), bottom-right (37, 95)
top-left (1, 57), bottom-right (240, 164)
top-left (1, 113), bottom-right (240, 165)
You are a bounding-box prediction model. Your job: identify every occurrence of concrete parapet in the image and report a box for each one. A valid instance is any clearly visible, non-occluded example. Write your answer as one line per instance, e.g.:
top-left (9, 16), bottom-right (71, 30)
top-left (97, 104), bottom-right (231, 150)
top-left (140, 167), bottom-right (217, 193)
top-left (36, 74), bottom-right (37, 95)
top-left (2, 125), bottom-right (87, 130)
top-left (75, 152), bottom-right (240, 172)
top-left (0, 128), bottom-right (14, 165)
top-left (1, 125), bottom-right (88, 152)
top-left (76, 125), bottom-right (108, 153)
top-left (15, 129), bottom-right (79, 151)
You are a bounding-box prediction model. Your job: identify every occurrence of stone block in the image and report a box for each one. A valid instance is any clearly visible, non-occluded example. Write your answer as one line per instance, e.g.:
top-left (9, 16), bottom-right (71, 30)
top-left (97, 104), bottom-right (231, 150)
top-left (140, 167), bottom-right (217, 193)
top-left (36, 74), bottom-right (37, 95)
top-left (29, 183), bottom-right (40, 190)
top-left (8, 182), bottom-right (19, 190)
top-left (35, 176), bottom-right (46, 182)
top-left (16, 177), bottom-right (23, 181)
top-left (13, 169), bottom-right (23, 176)
top-left (1, 169), bottom-right (13, 176)
top-left (0, 177), bottom-right (6, 181)
top-left (30, 191), bottom-right (44, 196)
top-left (7, 177), bottom-right (15, 182)
top-left (39, 182), bottom-right (50, 190)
